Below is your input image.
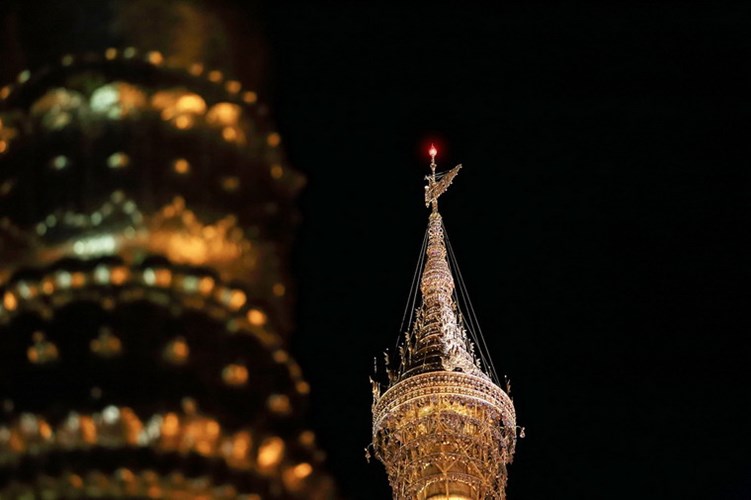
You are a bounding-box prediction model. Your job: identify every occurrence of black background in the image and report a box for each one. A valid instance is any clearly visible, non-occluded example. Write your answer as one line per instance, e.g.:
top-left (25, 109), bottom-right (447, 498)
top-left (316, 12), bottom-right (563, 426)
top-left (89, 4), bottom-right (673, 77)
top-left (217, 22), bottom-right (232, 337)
top-left (258, 3), bottom-right (751, 500)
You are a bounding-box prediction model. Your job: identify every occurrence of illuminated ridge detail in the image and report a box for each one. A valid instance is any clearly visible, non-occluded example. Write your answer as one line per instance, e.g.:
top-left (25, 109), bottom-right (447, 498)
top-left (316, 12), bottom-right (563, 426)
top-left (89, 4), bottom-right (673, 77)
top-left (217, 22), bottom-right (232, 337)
top-left (371, 148), bottom-right (518, 499)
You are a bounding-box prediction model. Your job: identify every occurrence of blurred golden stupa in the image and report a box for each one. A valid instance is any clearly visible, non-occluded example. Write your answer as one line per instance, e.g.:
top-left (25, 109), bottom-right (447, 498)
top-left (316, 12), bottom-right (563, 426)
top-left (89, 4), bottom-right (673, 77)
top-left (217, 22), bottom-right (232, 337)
top-left (0, 1), bottom-right (336, 497)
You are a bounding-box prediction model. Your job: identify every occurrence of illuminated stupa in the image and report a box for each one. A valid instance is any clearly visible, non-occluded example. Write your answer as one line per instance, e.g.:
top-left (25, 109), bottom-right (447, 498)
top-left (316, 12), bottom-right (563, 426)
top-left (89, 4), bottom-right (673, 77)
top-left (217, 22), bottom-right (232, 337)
top-left (0, 1), bottom-right (336, 497)
top-left (370, 146), bottom-right (519, 499)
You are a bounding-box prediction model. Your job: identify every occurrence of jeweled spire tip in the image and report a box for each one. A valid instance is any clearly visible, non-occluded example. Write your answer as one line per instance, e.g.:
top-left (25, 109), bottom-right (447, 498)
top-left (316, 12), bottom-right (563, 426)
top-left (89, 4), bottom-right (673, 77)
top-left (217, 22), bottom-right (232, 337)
top-left (429, 144), bottom-right (437, 173)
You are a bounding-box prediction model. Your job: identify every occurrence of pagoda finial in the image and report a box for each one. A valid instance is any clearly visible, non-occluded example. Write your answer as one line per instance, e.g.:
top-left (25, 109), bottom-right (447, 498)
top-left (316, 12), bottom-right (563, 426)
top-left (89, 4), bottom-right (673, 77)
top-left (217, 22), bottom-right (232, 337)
top-left (424, 144), bottom-right (462, 211)
top-left (371, 145), bottom-right (517, 499)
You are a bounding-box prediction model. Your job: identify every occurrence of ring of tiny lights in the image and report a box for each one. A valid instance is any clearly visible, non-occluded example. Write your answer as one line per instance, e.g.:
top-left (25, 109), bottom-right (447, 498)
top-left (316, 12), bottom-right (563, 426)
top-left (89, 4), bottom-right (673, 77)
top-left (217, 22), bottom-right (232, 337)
top-left (0, 81), bottom-right (284, 165)
top-left (0, 193), bottom-right (294, 320)
top-left (0, 266), bottom-right (326, 495)
top-left (0, 453), bottom-right (325, 498)
top-left (0, 406), bottom-right (321, 475)
top-left (0, 47), bottom-right (261, 110)
top-left (0, 262), bottom-right (309, 396)
top-left (2, 84), bottom-right (279, 151)
top-left (0, 470), bottom-right (249, 499)
top-left (0, 47), bottom-right (298, 201)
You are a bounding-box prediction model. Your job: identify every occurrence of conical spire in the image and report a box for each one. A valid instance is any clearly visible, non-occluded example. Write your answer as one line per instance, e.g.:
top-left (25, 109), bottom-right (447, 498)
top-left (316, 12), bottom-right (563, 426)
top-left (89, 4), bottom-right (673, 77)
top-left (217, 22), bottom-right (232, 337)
top-left (401, 146), bottom-right (486, 379)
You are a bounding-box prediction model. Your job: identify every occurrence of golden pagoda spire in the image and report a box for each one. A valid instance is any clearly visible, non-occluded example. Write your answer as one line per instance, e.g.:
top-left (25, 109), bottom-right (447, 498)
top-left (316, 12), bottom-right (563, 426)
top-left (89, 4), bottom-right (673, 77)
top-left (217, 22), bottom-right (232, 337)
top-left (371, 145), bottom-right (518, 500)
top-left (401, 147), bottom-right (482, 379)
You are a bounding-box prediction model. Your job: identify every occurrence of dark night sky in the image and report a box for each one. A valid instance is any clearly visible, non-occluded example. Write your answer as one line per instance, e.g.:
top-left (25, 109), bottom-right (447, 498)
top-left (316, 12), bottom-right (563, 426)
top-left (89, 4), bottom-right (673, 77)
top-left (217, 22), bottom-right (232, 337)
top-left (256, 3), bottom-right (751, 500)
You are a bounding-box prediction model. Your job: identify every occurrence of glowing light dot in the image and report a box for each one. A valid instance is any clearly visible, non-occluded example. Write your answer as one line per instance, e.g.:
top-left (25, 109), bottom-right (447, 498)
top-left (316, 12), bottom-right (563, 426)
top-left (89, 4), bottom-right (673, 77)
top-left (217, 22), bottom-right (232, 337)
top-left (39, 420), bottom-right (52, 439)
top-left (257, 436), bottom-right (285, 469)
top-left (247, 308), bottom-right (267, 326)
top-left (429, 144), bottom-right (437, 157)
top-left (107, 152), bottom-right (130, 169)
top-left (270, 164), bottom-right (284, 179)
top-left (110, 267), bottom-right (128, 285)
top-left (146, 51), bottom-right (164, 65)
top-left (229, 431), bottom-right (252, 461)
top-left (299, 430), bottom-right (315, 446)
top-left (173, 158), bottom-right (190, 174)
top-left (143, 268), bottom-right (156, 285)
top-left (68, 474), bottom-right (84, 489)
top-left (56, 271), bottom-right (72, 288)
top-left (174, 115), bottom-right (192, 129)
top-left (70, 272), bottom-right (86, 287)
top-left (50, 155), bottom-right (69, 170)
top-left (292, 462), bottom-right (313, 479)
top-left (225, 80), bottom-right (242, 93)
top-left (90, 327), bottom-right (122, 357)
top-left (198, 276), bottom-right (215, 295)
top-left (222, 126), bottom-right (238, 142)
top-left (221, 176), bottom-right (240, 192)
top-left (163, 337), bottom-right (189, 364)
top-left (272, 283), bottom-right (286, 297)
top-left (267, 132), bottom-right (281, 147)
top-left (222, 364), bottom-right (249, 386)
top-left (227, 289), bottom-right (247, 310)
top-left (154, 268), bottom-right (172, 287)
top-left (273, 350), bottom-right (289, 363)
top-left (117, 468), bottom-right (135, 483)
top-left (3, 291), bottom-right (17, 311)
top-left (267, 394), bottom-right (291, 414)
top-left (1, 180), bottom-right (14, 196)
top-left (182, 397), bottom-right (197, 414)
top-left (27, 332), bottom-right (58, 364)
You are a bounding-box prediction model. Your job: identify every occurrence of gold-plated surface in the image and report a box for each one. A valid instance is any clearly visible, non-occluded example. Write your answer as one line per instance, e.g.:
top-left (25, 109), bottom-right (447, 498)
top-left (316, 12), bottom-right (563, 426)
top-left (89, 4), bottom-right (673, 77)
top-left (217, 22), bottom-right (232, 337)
top-left (372, 155), bottom-right (517, 499)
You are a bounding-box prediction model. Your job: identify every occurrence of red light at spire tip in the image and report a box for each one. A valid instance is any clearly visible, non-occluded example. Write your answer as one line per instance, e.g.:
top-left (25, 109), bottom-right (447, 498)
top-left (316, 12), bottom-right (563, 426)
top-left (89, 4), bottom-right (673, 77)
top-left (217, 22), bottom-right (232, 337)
top-left (429, 144), bottom-right (437, 158)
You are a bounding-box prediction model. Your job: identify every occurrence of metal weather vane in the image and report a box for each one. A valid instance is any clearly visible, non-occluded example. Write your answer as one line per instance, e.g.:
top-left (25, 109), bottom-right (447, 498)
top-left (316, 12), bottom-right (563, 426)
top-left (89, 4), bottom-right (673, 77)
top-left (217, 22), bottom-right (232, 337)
top-left (424, 144), bottom-right (462, 211)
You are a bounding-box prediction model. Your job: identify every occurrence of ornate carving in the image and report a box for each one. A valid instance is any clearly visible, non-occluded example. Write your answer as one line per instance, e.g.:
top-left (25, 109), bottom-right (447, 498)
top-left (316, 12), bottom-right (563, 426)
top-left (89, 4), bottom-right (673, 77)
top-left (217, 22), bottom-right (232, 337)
top-left (372, 154), bottom-right (518, 499)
